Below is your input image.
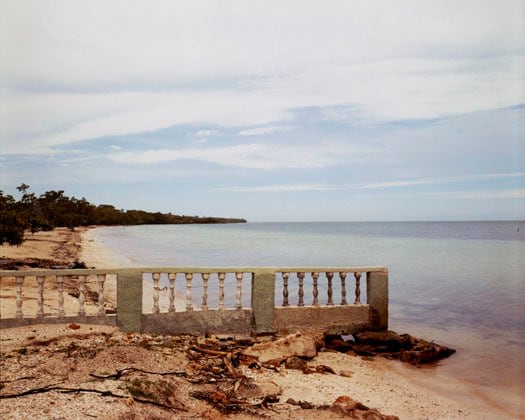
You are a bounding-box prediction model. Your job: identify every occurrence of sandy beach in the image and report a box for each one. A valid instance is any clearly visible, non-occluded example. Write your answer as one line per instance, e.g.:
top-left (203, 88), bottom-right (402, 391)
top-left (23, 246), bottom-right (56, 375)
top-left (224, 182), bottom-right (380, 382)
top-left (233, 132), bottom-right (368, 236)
top-left (0, 228), bottom-right (521, 419)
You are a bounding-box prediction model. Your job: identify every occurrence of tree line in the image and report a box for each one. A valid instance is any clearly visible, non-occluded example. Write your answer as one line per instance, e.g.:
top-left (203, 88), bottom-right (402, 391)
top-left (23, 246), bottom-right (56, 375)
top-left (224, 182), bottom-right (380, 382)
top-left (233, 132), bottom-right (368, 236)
top-left (0, 184), bottom-right (246, 246)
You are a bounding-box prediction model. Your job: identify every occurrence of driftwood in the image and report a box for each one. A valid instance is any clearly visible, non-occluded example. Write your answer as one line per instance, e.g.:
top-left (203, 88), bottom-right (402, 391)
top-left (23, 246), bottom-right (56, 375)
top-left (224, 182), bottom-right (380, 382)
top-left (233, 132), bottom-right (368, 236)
top-left (89, 367), bottom-right (188, 380)
top-left (0, 384), bottom-right (187, 411)
top-left (190, 390), bottom-right (277, 414)
top-left (190, 345), bottom-right (230, 357)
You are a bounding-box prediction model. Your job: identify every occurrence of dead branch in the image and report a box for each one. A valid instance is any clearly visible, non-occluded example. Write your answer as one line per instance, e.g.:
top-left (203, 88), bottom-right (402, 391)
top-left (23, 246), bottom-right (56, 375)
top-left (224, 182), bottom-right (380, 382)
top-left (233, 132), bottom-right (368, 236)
top-left (89, 367), bottom-right (188, 380)
top-left (190, 345), bottom-right (230, 357)
top-left (222, 356), bottom-right (242, 378)
top-left (0, 384), bottom-right (187, 411)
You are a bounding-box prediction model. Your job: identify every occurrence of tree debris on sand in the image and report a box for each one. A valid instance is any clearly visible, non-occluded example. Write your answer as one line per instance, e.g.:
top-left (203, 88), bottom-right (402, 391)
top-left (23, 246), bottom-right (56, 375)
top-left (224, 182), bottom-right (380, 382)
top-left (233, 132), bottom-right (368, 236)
top-left (0, 257), bottom-right (87, 270)
top-left (1, 328), bottom-right (406, 419)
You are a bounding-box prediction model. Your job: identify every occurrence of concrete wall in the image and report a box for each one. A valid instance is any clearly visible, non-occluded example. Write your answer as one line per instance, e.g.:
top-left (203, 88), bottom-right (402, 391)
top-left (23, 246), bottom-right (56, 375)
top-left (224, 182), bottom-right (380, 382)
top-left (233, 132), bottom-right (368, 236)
top-left (0, 266), bottom-right (389, 335)
top-left (273, 305), bottom-right (371, 335)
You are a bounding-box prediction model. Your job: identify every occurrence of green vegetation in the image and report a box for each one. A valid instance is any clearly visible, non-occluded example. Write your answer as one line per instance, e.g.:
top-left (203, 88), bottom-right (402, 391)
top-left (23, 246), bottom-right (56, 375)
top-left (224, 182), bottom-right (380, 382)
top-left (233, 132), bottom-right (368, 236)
top-left (0, 184), bottom-right (246, 246)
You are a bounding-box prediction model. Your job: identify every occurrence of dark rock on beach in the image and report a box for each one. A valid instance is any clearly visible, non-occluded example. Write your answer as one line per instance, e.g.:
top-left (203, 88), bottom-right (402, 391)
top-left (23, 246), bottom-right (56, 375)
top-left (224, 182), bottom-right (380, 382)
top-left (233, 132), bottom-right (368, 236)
top-left (325, 330), bottom-right (456, 365)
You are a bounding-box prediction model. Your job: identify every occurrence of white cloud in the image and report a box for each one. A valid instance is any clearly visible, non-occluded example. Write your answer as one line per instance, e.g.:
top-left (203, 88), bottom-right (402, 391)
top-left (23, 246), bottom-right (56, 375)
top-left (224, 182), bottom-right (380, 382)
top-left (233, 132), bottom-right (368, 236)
top-left (238, 126), bottom-right (292, 136)
top-left (194, 130), bottom-right (218, 139)
top-left (358, 172), bottom-right (525, 189)
top-left (1, 1), bottom-right (524, 154)
top-left (109, 143), bottom-right (337, 170)
top-left (1, 90), bottom-right (292, 154)
top-left (219, 184), bottom-right (336, 192)
top-left (367, 189), bottom-right (525, 200)
top-left (221, 172), bottom-right (525, 193)
top-left (428, 189), bottom-right (525, 200)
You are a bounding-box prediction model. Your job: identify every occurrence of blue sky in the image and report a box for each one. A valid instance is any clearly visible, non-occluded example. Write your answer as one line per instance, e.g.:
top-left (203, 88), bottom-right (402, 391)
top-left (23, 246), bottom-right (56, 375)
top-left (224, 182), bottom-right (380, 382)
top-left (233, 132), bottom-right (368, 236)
top-left (1, 0), bottom-right (524, 221)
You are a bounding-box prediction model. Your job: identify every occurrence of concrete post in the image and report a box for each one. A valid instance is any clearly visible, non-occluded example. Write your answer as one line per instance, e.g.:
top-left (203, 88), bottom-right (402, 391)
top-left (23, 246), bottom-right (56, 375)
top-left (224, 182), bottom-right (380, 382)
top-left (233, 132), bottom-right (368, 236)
top-left (251, 269), bottom-right (276, 333)
top-left (366, 270), bottom-right (388, 330)
top-left (117, 269), bottom-right (143, 332)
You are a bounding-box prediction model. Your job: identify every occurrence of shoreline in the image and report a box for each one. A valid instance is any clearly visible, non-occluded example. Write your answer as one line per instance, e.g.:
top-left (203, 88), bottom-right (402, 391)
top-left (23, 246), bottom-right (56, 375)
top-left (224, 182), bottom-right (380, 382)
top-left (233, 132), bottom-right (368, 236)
top-left (0, 227), bottom-right (522, 418)
top-left (80, 227), bottom-right (130, 268)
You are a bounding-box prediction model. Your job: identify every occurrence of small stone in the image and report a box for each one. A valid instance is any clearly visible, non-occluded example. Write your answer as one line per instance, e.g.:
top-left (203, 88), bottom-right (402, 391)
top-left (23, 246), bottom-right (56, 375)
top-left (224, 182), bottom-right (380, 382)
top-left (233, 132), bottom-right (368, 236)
top-left (285, 356), bottom-right (307, 370)
top-left (68, 323), bottom-right (81, 330)
top-left (235, 379), bottom-right (281, 399)
top-left (340, 370), bottom-right (353, 377)
top-left (201, 408), bottom-right (223, 420)
top-left (331, 395), bottom-right (358, 415)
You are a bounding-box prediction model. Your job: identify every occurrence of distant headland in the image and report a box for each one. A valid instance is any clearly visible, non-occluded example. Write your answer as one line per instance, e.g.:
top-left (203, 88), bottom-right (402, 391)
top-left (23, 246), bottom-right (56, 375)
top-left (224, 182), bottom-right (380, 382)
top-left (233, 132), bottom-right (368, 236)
top-left (0, 183), bottom-right (246, 246)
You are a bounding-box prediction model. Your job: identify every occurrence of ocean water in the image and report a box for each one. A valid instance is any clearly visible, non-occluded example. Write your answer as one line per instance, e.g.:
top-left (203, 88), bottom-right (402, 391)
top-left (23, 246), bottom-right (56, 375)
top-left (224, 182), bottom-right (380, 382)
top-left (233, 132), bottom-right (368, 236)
top-left (91, 221), bottom-right (524, 400)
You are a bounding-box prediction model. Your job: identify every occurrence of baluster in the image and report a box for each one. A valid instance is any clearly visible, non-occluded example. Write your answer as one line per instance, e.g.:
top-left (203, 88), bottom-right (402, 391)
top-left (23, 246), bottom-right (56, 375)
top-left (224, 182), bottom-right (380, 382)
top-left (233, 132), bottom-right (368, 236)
top-left (218, 273), bottom-right (226, 310)
top-left (311, 272), bottom-right (319, 306)
top-left (297, 272), bottom-right (305, 307)
top-left (235, 272), bottom-right (243, 310)
top-left (326, 272), bottom-right (334, 306)
top-left (282, 272), bottom-right (289, 307)
top-left (78, 275), bottom-right (86, 316)
top-left (36, 276), bottom-right (45, 318)
top-left (201, 273), bottom-right (209, 310)
top-left (354, 272), bottom-right (362, 304)
top-left (168, 273), bottom-right (176, 312)
top-left (57, 275), bottom-right (65, 317)
top-left (339, 272), bottom-right (347, 305)
top-left (152, 273), bottom-right (160, 314)
top-left (97, 274), bottom-right (105, 316)
top-left (15, 276), bottom-right (24, 319)
top-left (185, 273), bottom-right (193, 311)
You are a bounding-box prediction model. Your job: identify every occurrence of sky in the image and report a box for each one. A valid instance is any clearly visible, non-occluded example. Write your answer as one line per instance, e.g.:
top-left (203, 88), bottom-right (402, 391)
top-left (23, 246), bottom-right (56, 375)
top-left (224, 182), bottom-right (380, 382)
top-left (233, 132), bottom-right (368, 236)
top-left (1, 0), bottom-right (524, 221)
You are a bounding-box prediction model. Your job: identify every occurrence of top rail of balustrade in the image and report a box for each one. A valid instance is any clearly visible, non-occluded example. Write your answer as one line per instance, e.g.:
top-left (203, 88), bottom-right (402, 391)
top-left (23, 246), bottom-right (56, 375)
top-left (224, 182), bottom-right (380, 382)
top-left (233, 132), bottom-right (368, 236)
top-left (0, 266), bottom-right (387, 277)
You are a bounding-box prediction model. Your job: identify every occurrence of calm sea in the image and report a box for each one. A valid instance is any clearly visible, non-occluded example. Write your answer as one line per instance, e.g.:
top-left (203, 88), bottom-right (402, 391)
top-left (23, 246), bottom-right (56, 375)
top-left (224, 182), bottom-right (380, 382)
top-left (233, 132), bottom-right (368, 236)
top-left (91, 221), bottom-right (524, 399)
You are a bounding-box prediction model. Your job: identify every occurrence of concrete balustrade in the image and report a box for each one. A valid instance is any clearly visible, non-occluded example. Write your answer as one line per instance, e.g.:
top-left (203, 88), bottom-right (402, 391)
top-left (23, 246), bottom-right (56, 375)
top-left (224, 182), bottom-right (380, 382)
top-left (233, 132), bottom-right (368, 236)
top-left (0, 266), bottom-right (388, 335)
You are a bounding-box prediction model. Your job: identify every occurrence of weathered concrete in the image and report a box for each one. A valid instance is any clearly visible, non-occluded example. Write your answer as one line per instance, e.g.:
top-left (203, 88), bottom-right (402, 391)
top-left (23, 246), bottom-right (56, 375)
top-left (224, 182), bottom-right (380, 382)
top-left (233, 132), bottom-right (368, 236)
top-left (251, 270), bottom-right (276, 333)
top-left (366, 270), bottom-right (389, 330)
top-left (1, 266), bottom-right (389, 335)
top-left (116, 270), bottom-right (143, 332)
top-left (0, 315), bottom-right (116, 329)
top-left (142, 309), bottom-right (253, 335)
top-left (273, 305), bottom-right (371, 335)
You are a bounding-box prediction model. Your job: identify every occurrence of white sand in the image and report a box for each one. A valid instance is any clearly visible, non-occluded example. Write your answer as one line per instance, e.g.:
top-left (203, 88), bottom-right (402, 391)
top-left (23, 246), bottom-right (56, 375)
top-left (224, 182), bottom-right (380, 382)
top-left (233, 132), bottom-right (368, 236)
top-left (80, 228), bottom-right (128, 268)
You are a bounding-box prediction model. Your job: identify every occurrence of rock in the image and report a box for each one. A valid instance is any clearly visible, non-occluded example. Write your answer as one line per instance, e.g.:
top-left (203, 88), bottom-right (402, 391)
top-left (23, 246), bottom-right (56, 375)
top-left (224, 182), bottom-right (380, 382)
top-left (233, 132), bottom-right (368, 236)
top-left (299, 401), bottom-right (314, 409)
top-left (330, 330), bottom-right (456, 365)
top-left (243, 333), bottom-right (317, 363)
top-left (347, 343), bottom-right (378, 356)
top-left (330, 395), bottom-right (400, 419)
top-left (70, 260), bottom-right (87, 269)
top-left (235, 379), bottom-right (281, 400)
top-left (201, 408), bottom-right (223, 420)
top-left (354, 331), bottom-right (404, 351)
top-left (285, 356), bottom-right (307, 370)
top-left (399, 342), bottom-right (456, 365)
top-left (331, 395), bottom-right (359, 415)
top-left (325, 335), bottom-right (354, 352)
top-left (340, 370), bottom-right (353, 377)
top-left (68, 323), bottom-right (81, 330)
